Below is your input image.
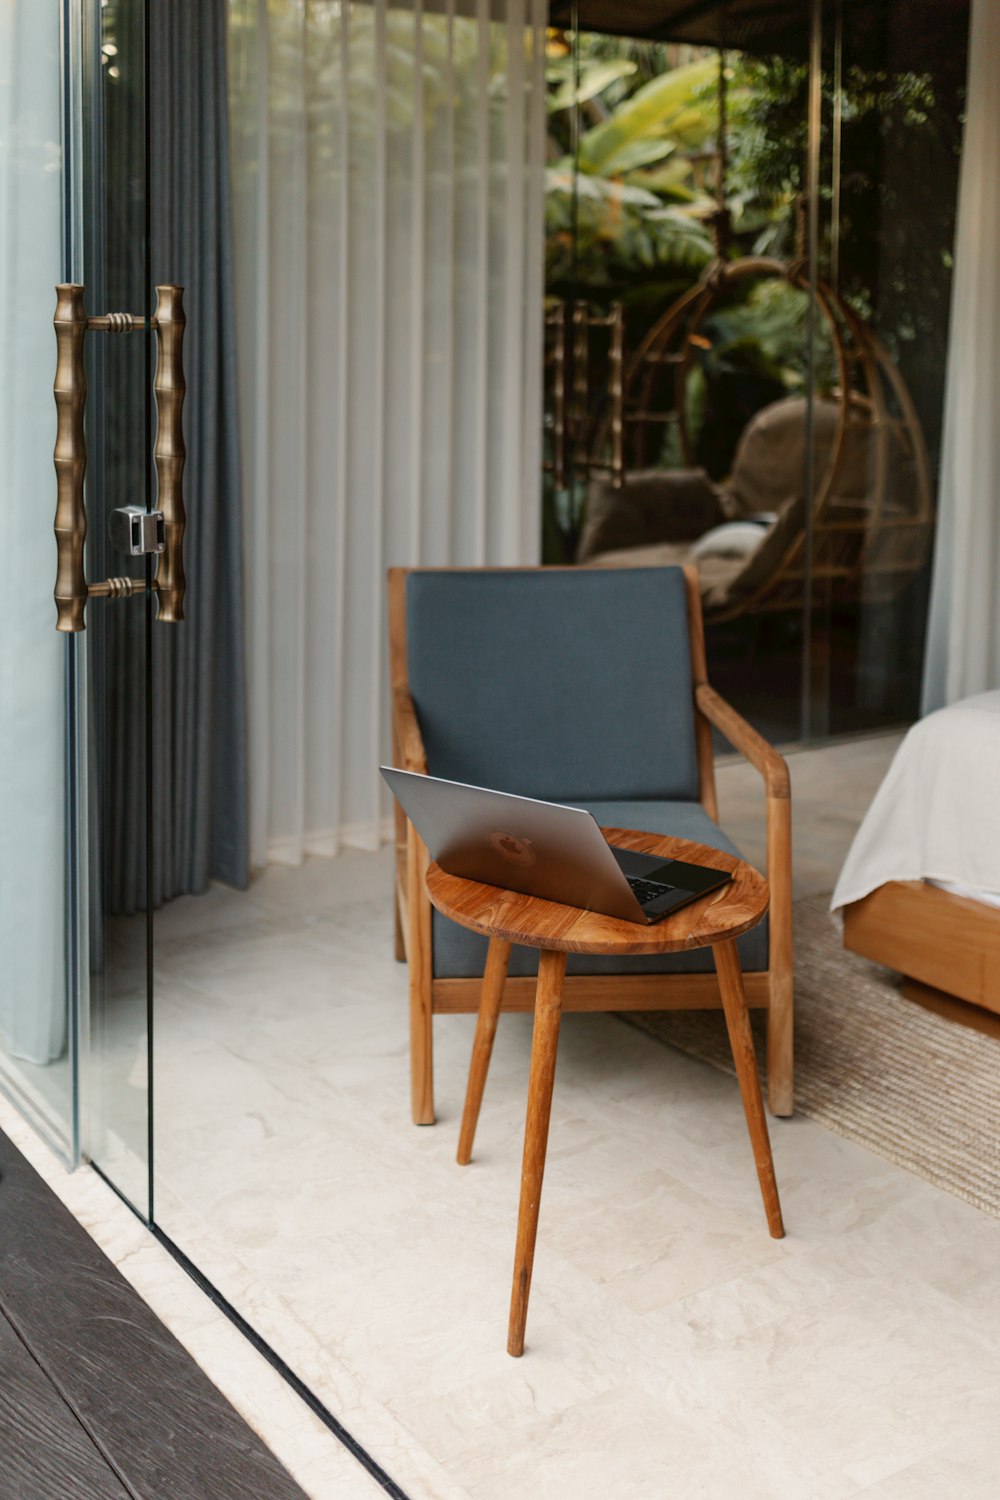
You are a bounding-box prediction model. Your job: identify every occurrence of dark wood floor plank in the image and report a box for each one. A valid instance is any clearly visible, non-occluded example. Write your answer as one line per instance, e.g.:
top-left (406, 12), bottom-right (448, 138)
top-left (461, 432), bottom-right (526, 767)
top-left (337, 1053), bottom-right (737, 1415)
top-left (0, 1310), bottom-right (132, 1500)
top-left (0, 1131), bottom-right (310, 1500)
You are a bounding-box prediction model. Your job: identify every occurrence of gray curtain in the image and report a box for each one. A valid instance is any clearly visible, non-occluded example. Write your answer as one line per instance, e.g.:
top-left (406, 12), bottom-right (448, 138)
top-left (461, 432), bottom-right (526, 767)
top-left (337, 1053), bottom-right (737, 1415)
top-left (98, 0), bottom-right (254, 912)
top-left (146, 0), bottom-right (248, 901)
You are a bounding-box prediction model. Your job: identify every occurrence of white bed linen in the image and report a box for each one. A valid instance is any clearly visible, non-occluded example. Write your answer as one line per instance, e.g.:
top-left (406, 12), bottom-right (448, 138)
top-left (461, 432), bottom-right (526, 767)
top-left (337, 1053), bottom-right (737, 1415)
top-left (831, 690), bottom-right (1000, 913)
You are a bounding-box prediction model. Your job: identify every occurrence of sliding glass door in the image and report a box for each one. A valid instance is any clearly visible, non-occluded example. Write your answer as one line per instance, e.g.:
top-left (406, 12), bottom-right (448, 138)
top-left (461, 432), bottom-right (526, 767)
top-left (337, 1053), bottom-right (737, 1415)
top-left (78, 0), bottom-right (156, 1215)
top-left (805, 0), bottom-right (969, 738)
top-left (543, 1), bottom-right (969, 745)
top-left (0, 0), bottom-right (77, 1158)
top-left (0, 0), bottom-right (157, 1207)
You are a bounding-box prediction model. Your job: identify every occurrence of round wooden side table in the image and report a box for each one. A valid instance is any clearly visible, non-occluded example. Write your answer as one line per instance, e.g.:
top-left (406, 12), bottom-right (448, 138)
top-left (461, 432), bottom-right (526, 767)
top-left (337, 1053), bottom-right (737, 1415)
top-left (425, 827), bottom-right (784, 1358)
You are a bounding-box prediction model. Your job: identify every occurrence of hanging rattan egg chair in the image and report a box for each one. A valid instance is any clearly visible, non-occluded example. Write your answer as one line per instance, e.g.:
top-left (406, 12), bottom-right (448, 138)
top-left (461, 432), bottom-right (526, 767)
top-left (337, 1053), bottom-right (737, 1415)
top-left (585, 253), bottom-right (934, 624)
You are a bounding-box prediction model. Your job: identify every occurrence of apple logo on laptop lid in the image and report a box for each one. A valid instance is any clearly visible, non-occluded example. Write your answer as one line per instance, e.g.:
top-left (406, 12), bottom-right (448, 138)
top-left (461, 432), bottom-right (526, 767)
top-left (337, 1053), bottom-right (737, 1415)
top-left (488, 830), bottom-right (536, 866)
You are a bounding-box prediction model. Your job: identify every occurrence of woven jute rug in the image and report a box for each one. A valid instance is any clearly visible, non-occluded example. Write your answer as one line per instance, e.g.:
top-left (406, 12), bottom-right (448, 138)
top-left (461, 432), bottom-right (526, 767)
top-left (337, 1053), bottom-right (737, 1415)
top-left (623, 894), bottom-right (1000, 1218)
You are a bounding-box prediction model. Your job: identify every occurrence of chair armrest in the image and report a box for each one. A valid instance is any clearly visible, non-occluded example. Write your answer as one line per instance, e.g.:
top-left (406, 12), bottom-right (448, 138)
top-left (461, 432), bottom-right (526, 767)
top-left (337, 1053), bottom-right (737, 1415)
top-left (697, 678), bottom-right (793, 1113)
top-left (393, 687), bottom-right (429, 775)
top-left (695, 683), bottom-right (790, 799)
top-left (391, 686), bottom-right (430, 979)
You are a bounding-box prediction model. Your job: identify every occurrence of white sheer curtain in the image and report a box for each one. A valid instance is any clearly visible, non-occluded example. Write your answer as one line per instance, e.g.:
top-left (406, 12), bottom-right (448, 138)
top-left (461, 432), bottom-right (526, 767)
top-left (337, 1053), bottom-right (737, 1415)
top-left (0, 2), bottom-right (66, 1067)
top-left (229, 0), bottom-right (546, 867)
top-left (921, 0), bottom-right (1000, 711)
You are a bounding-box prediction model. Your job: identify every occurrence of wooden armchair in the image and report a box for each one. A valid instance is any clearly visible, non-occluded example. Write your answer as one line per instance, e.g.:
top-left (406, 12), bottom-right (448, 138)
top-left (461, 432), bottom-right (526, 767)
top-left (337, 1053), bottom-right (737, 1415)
top-left (388, 564), bottom-right (793, 1125)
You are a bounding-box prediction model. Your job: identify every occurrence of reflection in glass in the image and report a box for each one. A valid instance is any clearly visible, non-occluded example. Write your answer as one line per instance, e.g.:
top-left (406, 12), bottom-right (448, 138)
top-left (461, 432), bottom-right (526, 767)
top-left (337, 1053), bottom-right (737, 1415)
top-left (0, 1), bottom-right (72, 1150)
top-left (815, 1), bottom-right (970, 734)
top-left (545, 10), bottom-right (968, 744)
top-left (83, 0), bottom-right (153, 1211)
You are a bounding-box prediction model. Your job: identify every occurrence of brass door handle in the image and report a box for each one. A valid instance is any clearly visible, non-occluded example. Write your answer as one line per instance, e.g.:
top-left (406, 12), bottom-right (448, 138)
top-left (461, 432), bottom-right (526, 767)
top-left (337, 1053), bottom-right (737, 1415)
top-left (52, 283), bottom-right (187, 632)
top-left (151, 286), bottom-right (186, 623)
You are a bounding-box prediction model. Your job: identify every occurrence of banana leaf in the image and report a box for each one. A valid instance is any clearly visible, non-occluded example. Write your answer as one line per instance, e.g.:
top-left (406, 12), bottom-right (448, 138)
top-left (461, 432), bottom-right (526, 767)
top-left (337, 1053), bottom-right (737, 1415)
top-left (600, 135), bottom-right (678, 174)
top-left (548, 58), bottom-right (637, 113)
top-left (577, 56), bottom-right (718, 175)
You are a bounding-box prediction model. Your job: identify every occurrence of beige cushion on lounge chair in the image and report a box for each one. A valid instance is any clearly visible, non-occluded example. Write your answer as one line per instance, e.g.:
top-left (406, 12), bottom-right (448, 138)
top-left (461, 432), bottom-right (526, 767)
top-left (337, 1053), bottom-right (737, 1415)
top-left (586, 538), bottom-right (751, 604)
top-left (702, 499), bottom-right (801, 612)
top-left (725, 396), bottom-right (846, 515)
top-left (578, 394), bottom-right (892, 616)
top-left (585, 496), bottom-right (803, 610)
top-left (576, 468), bottom-right (724, 564)
top-left (577, 398), bottom-right (845, 572)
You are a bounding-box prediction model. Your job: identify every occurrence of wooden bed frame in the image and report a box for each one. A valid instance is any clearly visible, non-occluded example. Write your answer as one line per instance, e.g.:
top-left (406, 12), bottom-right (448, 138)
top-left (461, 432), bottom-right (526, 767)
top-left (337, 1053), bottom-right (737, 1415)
top-left (843, 880), bottom-right (1000, 1018)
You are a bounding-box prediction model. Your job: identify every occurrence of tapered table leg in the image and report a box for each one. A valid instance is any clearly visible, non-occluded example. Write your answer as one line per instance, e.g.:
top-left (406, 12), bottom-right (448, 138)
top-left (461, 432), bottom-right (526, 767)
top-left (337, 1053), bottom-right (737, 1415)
top-left (507, 947), bottom-right (567, 1357)
top-left (714, 938), bottom-right (785, 1239)
top-left (457, 937), bottom-right (512, 1165)
top-left (408, 828), bottom-right (435, 1125)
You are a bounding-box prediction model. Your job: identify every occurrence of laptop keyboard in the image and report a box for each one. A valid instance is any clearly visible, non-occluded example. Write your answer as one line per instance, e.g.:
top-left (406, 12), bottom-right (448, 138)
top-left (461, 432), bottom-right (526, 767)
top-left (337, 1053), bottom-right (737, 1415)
top-left (627, 876), bottom-right (679, 906)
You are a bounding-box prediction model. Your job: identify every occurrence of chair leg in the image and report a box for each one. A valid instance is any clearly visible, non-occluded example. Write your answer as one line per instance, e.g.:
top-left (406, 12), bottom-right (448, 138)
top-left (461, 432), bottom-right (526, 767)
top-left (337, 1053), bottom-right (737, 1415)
top-left (457, 937), bottom-right (512, 1166)
top-left (410, 961), bottom-right (434, 1126)
top-left (766, 791), bottom-right (794, 1117)
top-left (507, 948), bottom-right (567, 1358)
top-left (713, 939), bottom-right (785, 1239)
top-left (767, 970), bottom-right (794, 1118)
top-left (394, 889), bottom-right (406, 963)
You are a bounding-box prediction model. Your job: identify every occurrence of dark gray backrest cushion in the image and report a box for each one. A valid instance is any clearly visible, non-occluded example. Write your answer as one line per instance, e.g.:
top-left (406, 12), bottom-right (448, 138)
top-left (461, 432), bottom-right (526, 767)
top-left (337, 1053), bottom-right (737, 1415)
top-left (406, 567), bottom-right (699, 801)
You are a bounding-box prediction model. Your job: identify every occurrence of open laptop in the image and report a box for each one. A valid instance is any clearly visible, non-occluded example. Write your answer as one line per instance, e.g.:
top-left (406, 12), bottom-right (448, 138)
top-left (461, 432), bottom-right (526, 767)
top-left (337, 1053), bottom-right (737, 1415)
top-left (381, 767), bottom-right (732, 925)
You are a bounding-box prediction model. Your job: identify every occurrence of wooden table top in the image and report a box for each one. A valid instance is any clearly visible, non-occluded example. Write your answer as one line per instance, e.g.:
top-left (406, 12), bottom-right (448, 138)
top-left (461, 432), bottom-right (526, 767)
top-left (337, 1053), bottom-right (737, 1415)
top-left (425, 827), bottom-right (768, 956)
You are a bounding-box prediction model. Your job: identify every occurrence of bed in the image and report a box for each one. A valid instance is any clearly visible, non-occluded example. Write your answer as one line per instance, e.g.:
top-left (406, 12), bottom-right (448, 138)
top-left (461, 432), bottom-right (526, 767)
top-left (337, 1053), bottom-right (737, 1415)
top-left (833, 692), bottom-right (1000, 1016)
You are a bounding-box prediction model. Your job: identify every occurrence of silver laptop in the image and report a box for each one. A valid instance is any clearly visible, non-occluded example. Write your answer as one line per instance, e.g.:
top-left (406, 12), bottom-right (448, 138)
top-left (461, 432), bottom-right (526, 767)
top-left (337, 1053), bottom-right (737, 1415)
top-left (381, 767), bottom-right (732, 925)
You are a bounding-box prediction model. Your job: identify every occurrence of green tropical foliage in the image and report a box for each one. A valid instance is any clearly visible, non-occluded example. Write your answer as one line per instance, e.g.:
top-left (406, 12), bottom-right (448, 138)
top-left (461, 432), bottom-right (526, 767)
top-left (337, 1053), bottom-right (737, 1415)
top-left (573, 56), bottom-right (719, 175)
top-left (545, 44), bottom-right (724, 313)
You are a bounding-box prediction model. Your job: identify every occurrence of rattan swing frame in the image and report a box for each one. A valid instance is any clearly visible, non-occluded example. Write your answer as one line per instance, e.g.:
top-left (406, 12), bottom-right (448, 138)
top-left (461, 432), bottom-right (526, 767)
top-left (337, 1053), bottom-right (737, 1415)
top-left (596, 254), bottom-right (934, 623)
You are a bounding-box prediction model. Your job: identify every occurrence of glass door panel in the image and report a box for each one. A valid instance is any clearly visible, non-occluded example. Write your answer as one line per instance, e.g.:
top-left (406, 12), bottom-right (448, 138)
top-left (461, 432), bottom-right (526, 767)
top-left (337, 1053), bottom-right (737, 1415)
top-left (79, 0), bottom-right (155, 1214)
top-left (542, 27), bottom-right (818, 745)
top-left (803, 0), bottom-right (970, 740)
top-left (0, 0), bottom-right (76, 1157)
top-left (544, 8), bottom-right (968, 746)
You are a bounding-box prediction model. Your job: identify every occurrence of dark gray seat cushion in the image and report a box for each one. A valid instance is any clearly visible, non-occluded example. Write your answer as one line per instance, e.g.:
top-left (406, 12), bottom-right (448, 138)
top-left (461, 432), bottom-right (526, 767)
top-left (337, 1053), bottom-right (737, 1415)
top-left (431, 799), bottom-right (768, 979)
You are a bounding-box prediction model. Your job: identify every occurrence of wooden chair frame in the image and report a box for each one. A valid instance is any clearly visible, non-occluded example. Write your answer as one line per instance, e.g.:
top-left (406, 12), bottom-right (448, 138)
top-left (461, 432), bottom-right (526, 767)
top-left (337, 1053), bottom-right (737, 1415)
top-left (388, 564), bottom-right (793, 1124)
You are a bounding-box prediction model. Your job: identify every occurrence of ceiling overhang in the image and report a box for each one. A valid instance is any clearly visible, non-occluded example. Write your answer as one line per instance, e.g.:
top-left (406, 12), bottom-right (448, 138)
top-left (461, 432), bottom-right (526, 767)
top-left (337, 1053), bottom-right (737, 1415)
top-left (547, 0), bottom-right (969, 69)
top-left (549, 0), bottom-right (813, 56)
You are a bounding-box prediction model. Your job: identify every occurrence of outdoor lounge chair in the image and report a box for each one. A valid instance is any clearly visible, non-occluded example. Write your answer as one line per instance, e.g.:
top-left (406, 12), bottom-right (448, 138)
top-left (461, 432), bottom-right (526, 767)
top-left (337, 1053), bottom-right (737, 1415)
top-left (578, 392), bottom-right (930, 622)
top-left (576, 255), bottom-right (933, 623)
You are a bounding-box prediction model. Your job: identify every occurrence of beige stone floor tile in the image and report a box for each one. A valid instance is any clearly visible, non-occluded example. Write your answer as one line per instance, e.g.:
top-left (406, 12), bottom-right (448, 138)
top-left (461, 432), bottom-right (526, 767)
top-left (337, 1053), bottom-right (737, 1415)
top-left (18, 731), bottom-right (1000, 1500)
top-left (855, 1452), bottom-right (1000, 1498)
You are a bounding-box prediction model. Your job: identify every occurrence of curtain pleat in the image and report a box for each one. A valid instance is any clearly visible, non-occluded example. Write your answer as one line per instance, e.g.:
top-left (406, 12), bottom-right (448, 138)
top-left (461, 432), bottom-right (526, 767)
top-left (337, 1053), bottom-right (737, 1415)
top-left (231, 0), bottom-right (546, 867)
top-left (104, 0), bottom-right (248, 916)
top-left (409, 1), bottom-right (427, 563)
top-left (521, 10), bottom-right (546, 559)
top-left (921, 0), bottom-right (1000, 710)
top-left (500, 0), bottom-right (526, 564)
top-left (147, 0), bottom-right (249, 902)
